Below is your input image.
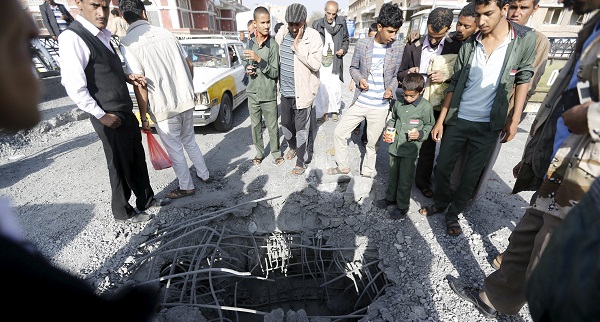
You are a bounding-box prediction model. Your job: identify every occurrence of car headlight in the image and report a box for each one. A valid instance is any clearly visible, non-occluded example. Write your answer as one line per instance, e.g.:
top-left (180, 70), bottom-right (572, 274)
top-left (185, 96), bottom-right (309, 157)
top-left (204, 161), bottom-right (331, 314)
top-left (195, 92), bottom-right (209, 105)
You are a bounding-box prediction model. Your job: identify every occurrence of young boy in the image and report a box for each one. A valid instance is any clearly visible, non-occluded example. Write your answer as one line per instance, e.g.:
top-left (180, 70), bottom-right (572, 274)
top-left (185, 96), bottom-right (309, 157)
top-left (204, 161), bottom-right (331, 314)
top-left (377, 73), bottom-right (434, 219)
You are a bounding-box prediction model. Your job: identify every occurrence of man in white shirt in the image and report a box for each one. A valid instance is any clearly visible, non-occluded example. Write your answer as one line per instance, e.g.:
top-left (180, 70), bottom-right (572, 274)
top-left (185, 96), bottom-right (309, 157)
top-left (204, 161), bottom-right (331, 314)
top-left (59, 0), bottom-right (166, 224)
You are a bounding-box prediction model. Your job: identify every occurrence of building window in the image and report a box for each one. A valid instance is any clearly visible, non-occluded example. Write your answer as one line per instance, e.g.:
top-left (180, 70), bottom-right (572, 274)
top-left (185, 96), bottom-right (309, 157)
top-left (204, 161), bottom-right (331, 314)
top-left (543, 9), bottom-right (563, 25)
top-left (569, 13), bottom-right (584, 25)
top-left (146, 10), bottom-right (161, 27)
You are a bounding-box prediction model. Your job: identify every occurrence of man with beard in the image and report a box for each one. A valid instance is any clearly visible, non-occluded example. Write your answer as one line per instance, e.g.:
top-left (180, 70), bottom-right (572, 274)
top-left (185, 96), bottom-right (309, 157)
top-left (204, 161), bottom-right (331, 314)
top-left (313, 1), bottom-right (349, 123)
top-left (447, 0), bottom-right (600, 318)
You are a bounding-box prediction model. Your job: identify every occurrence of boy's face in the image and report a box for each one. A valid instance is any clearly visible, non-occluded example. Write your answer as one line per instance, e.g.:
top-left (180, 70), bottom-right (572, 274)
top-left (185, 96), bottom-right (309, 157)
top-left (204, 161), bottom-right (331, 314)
top-left (475, 0), bottom-right (509, 35)
top-left (402, 90), bottom-right (421, 104)
top-left (376, 24), bottom-right (399, 44)
top-left (455, 15), bottom-right (477, 41)
top-left (254, 13), bottom-right (271, 37)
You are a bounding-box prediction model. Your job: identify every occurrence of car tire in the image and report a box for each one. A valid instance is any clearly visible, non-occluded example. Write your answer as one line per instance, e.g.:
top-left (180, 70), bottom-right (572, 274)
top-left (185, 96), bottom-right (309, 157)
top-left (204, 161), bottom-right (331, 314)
top-left (214, 93), bottom-right (233, 132)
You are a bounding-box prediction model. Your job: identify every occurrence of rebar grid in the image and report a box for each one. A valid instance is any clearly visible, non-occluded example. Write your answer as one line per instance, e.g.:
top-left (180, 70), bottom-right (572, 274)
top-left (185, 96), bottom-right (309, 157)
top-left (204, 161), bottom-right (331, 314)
top-left (132, 201), bottom-right (390, 321)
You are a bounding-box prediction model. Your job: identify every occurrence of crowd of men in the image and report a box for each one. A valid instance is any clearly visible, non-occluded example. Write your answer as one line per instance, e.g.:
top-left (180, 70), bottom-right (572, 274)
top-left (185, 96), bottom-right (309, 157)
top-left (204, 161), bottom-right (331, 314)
top-left (5, 0), bottom-right (599, 320)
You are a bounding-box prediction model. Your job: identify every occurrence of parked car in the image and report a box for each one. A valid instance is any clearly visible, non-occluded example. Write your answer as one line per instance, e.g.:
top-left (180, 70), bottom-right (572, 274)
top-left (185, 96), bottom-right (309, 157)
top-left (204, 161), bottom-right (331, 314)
top-left (130, 34), bottom-right (247, 132)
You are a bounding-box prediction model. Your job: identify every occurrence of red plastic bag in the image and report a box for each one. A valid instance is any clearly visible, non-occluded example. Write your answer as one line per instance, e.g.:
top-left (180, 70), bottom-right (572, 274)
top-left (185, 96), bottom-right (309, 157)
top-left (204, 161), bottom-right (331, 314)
top-left (143, 130), bottom-right (172, 170)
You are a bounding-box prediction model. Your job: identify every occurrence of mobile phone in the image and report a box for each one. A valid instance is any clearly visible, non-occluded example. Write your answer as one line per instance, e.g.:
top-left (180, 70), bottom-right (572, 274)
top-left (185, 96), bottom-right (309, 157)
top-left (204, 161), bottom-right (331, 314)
top-left (577, 81), bottom-right (592, 104)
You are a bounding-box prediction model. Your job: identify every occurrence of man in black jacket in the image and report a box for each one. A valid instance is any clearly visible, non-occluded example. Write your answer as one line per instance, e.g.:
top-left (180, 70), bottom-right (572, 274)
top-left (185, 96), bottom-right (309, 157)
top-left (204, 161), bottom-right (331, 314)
top-left (39, 0), bottom-right (73, 41)
top-left (395, 7), bottom-right (462, 199)
top-left (312, 0), bottom-right (349, 122)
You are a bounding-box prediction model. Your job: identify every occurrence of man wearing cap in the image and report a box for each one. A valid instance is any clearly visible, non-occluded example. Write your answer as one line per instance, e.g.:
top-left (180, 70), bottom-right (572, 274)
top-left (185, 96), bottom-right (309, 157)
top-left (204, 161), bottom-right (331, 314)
top-left (275, 3), bottom-right (323, 175)
top-left (59, 0), bottom-right (166, 224)
top-left (119, 0), bottom-right (211, 200)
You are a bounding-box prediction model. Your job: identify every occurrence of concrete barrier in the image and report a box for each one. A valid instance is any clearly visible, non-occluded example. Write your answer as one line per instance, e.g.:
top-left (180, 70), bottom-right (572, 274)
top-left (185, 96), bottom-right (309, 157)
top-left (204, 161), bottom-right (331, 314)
top-left (40, 75), bottom-right (67, 102)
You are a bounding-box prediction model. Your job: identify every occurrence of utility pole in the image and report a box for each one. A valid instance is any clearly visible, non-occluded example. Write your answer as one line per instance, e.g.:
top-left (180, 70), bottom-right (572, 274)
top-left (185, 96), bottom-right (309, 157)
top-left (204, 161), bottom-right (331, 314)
top-left (431, 0), bottom-right (437, 9)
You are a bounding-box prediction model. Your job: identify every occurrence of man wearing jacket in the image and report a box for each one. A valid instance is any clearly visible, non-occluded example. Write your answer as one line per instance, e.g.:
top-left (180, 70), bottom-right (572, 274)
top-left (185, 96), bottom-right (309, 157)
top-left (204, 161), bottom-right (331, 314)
top-left (275, 3), bottom-right (322, 176)
top-left (119, 0), bottom-right (211, 200)
top-left (447, 0), bottom-right (600, 318)
top-left (312, 1), bottom-right (349, 122)
top-left (326, 2), bottom-right (404, 178)
top-left (39, 0), bottom-right (73, 41)
top-left (419, 0), bottom-right (536, 237)
top-left (396, 7), bottom-right (462, 199)
top-left (243, 6), bottom-right (283, 166)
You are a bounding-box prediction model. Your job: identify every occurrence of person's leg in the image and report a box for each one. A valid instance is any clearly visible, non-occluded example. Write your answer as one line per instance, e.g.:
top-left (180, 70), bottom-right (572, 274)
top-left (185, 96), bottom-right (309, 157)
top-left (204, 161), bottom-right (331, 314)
top-left (248, 95), bottom-right (265, 159)
top-left (414, 110), bottom-right (440, 192)
top-left (293, 107), bottom-right (311, 168)
top-left (396, 156), bottom-right (417, 209)
top-left (179, 109), bottom-right (209, 181)
top-left (90, 117), bottom-right (135, 220)
top-left (386, 154), bottom-right (400, 202)
top-left (121, 113), bottom-right (154, 211)
top-left (361, 108), bottom-right (388, 177)
top-left (432, 120), bottom-right (470, 211)
top-left (280, 96), bottom-right (296, 150)
top-left (445, 121), bottom-right (500, 222)
top-left (154, 113), bottom-right (194, 191)
top-left (332, 104), bottom-right (366, 170)
top-left (483, 209), bottom-right (560, 315)
top-left (262, 100), bottom-right (282, 159)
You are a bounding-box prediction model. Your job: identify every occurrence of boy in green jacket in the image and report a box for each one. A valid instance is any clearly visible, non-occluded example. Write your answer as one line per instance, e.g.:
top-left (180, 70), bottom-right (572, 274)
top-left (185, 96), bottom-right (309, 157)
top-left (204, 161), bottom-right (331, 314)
top-left (243, 6), bottom-right (283, 166)
top-left (377, 73), bottom-right (434, 219)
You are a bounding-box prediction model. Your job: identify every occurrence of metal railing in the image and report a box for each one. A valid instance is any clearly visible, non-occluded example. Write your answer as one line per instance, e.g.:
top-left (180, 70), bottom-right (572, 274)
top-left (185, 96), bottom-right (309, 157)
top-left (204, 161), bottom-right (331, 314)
top-left (547, 37), bottom-right (577, 60)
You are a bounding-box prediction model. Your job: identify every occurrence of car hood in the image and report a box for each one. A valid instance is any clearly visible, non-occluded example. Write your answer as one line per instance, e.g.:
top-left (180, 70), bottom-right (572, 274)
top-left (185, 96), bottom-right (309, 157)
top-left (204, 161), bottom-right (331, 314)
top-left (192, 67), bottom-right (230, 92)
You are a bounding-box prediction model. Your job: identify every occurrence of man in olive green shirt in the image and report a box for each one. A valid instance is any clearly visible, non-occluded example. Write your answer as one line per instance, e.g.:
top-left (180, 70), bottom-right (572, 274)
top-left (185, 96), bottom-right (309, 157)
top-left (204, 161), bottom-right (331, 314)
top-left (243, 6), bottom-right (283, 166)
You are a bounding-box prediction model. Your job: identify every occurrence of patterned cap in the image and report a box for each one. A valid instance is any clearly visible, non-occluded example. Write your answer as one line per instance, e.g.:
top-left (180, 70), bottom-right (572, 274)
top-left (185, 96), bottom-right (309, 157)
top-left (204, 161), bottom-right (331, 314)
top-left (285, 3), bottom-right (307, 24)
top-left (119, 0), bottom-right (145, 17)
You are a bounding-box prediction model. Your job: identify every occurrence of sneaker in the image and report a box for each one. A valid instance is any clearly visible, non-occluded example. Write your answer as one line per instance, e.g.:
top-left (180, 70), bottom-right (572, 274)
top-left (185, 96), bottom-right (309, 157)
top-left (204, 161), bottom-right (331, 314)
top-left (116, 212), bottom-right (152, 224)
top-left (147, 198), bottom-right (169, 208)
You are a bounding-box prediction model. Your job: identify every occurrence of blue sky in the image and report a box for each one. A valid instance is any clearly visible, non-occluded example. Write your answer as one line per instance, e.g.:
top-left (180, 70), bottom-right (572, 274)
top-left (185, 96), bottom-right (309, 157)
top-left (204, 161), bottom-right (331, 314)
top-left (250, 0), bottom-right (350, 18)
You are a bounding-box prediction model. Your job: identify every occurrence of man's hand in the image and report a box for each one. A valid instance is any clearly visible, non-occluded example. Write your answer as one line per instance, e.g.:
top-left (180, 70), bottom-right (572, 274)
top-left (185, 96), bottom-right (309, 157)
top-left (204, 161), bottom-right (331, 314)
top-left (513, 161), bottom-right (522, 178)
top-left (52, 35), bottom-right (57, 41)
top-left (501, 119), bottom-right (519, 143)
top-left (245, 64), bottom-right (257, 76)
top-left (359, 78), bottom-right (369, 90)
top-left (383, 89), bottom-right (393, 99)
top-left (336, 49), bottom-right (344, 57)
top-left (428, 71), bottom-right (445, 83)
top-left (126, 74), bottom-right (146, 87)
top-left (407, 67), bottom-right (419, 74)
top-left (293, 25), bottom-right (305, 51)
top-left (141, 120), bottom-right (151, 131)
top-left (407, 128), bottom-right (419, 141)
top-left (562, 101), bottom-right (593, 135)
top-left (99, 113), bottom-right (121, 129)
top-left (431, 122), bottom-right (444, 142)
top-left (243, 49), bottom-right (260, 63)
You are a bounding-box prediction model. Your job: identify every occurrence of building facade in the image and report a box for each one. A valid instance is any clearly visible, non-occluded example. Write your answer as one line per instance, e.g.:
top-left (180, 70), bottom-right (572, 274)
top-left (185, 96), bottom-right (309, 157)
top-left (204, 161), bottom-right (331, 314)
top-left (26, 0), bottom-right (248, 35)
top-left (347, 0), bottom-right (593, 39)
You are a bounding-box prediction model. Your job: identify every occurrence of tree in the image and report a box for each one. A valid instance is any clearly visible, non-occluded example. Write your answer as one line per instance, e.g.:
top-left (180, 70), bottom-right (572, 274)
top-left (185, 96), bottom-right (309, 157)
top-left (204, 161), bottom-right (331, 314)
top-left (308, 10), bottom-right (322, 27)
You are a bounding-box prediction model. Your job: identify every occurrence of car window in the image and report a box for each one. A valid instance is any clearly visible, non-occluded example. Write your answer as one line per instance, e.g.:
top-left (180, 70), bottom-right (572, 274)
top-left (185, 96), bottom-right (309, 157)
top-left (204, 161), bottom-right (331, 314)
top-left (234, 44), bottom-right (245, 66)
top-left (182, 43), bottom-right (228, 68)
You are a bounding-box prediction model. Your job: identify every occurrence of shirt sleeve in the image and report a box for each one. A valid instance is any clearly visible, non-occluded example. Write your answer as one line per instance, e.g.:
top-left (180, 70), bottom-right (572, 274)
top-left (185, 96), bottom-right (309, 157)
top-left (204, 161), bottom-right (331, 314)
top-left (58, 30), bottom-right (106, 119)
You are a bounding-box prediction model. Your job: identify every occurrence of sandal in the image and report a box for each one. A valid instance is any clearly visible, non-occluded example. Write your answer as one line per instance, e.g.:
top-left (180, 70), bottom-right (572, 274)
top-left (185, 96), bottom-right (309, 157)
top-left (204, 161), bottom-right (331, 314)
top-left (252, 157), bottom-right (263, 165)
top-left (285, 149), bottom-right (296, 160)
top-left (492, 253), bottom-right (503, 270)
top-left (331, 113), bottom-right (339, 122)
top-left (167, 188), bottom-right (195, 199)
top-left (420, 187), bottom-right (434, 198)
top-left (446, 220), bottom-right (463, 236)
top-left (418, 205), bottom-right (445, 216)
top-left (326, 167), bottom-right (351, 175)
top-left (291, 166), bottom-right (306, 175)
top-left (273, 157), bottom-right (285, 166)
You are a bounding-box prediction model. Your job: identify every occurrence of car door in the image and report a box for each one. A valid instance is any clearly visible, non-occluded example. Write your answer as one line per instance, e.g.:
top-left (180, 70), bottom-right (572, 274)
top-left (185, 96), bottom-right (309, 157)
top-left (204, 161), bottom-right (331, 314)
top-left (231, 43), bottom-right (247, 107)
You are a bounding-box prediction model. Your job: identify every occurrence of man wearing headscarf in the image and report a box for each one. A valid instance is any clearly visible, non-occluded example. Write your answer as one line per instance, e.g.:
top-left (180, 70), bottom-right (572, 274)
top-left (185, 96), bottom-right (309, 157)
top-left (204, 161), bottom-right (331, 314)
top-left (275, 3), bottom-right (323, 176)
top-left (312, 1), bottom-right (349, 122)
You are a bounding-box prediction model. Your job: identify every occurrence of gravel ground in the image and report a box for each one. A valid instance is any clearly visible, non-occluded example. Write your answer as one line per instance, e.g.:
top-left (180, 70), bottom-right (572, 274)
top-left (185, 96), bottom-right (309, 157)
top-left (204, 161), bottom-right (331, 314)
top-left (0, 55), bottom-right (536, 321)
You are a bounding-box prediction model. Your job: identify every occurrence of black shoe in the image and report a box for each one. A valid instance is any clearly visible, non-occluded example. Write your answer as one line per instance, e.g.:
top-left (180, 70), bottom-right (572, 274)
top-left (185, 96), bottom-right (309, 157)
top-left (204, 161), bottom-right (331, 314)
top-left (447, 275), bottom-right (497, 319)
top-left (374, 199), bottom-right (396, 209)
top-left (147, 198), bottom-right (169, 208)
top-left (116, 212), bottom-right (152, 224)
top-left (389, 207), bottom-right (408, 220)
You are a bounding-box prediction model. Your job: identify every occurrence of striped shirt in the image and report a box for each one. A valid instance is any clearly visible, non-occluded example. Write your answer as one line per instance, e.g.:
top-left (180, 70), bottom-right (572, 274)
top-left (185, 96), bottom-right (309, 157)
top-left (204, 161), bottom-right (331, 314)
top-left (279, 33), bottom-right (295, 98)
top-left (355, 42), bottom-right (389, 110)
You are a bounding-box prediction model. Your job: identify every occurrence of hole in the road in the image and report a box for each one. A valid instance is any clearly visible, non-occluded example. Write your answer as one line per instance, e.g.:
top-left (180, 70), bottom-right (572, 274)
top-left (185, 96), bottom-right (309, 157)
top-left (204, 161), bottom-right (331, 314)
top-left (134, 224), bottom-right (389, 321)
